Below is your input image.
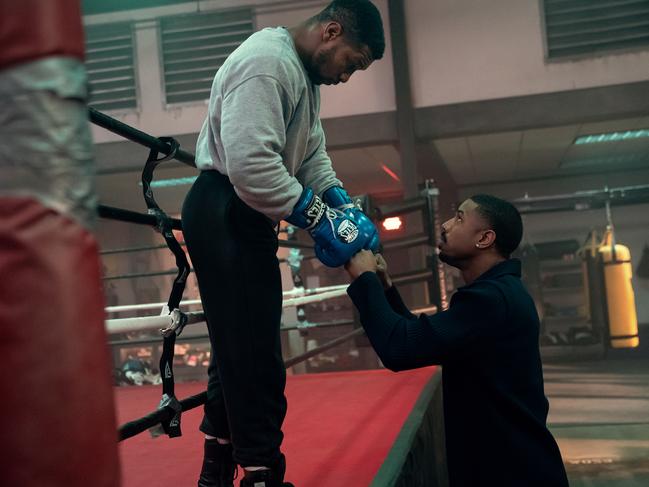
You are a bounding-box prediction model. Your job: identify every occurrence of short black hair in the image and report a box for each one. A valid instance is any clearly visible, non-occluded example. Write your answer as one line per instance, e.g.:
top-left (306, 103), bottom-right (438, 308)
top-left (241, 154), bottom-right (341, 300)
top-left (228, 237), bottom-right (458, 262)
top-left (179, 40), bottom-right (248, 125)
top-left (470, 194), bottom-right (523, 258)
top-left (315, 0), bottom-right (385, 60)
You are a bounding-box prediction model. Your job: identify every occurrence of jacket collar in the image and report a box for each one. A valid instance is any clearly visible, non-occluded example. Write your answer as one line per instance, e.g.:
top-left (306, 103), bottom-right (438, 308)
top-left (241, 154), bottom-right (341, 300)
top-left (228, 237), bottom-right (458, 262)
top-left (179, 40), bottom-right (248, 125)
top-left (474, 258), bottom-right (522, 283)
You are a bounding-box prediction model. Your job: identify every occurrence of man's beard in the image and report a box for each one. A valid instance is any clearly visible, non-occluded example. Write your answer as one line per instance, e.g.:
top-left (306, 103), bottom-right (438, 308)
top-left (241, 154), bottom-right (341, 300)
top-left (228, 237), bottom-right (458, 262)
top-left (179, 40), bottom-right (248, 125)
top-left (306, 48), bottom-right (333, 85)
top-left (438, 251), bottom-right (463, 269)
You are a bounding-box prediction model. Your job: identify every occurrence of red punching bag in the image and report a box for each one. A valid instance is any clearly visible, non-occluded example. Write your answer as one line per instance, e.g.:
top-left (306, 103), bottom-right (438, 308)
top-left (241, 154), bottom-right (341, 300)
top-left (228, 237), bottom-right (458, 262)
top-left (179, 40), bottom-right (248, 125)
top-left (0, 0), bottom-right (85, 69)
top-left (0, 200), bottom-right (121, 486)
top-left (0, 1), bottom-right (121, 485)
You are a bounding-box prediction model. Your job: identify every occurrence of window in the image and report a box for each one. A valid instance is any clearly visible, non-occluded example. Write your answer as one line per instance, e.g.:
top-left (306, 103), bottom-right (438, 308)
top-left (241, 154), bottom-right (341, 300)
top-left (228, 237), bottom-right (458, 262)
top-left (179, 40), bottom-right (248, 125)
top-left (542, 0), bottom-right (649, 59)
top-left (85, 22), bottom-right (138, 111)
top-left (159, 9), bottom-right (254, 105)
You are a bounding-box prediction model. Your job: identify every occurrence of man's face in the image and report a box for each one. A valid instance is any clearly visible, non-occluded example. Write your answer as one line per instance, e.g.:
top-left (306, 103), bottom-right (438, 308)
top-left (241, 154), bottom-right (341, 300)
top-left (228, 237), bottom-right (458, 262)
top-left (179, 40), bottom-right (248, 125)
top-left (438, 199), bottom-right (490, 268)
top-left (307, 23), bottom-right (373, 85)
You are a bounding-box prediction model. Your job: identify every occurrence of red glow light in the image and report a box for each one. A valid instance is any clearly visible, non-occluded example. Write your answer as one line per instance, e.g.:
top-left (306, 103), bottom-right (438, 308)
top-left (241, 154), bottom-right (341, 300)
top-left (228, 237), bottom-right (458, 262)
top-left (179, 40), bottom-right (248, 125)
top-left (382, 217), bottom-right (403, 231)
top-left (380, 164), bottom-right (400, 182)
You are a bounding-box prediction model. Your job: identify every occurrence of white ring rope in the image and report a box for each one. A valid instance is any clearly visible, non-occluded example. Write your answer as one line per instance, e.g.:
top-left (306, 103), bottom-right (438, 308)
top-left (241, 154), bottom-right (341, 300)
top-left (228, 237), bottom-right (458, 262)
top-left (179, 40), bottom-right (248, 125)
top-left (104, 284), bottom-right (349, 314)
top-left (106, 312), bottom-right (203, 335)
top-left (106, 300), bottom-right (202, 314)
top-left (105, 285), bottom-right (349, 334)
top-left (104, 291), bottom-right (438, 335)
top-left (282, 287), bottom-right (348, 308)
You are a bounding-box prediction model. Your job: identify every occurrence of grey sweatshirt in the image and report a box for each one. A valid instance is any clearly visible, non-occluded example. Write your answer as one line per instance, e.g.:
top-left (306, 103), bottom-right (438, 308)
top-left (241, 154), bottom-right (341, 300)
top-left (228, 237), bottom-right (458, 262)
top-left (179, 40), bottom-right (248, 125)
top-left (195, 27), bottom-right (342, 223)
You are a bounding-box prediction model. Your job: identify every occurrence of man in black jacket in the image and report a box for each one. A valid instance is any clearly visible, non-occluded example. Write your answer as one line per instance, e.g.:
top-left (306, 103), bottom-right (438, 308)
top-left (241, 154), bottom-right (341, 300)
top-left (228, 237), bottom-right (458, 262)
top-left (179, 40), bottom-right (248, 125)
top-left (345, 194), bottom-right (569, 487)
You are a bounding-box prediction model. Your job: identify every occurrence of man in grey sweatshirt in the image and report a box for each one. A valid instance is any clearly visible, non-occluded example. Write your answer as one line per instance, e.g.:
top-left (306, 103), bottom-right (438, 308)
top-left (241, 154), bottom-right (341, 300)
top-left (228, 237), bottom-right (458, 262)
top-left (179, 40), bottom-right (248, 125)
top-left (181, 2), bottom-right (385, 486)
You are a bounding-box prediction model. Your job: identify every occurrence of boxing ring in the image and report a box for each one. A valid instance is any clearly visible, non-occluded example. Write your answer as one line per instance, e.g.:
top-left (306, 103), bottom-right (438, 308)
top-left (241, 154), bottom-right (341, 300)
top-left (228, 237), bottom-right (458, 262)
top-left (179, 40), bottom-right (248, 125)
top-left (92, 108), bottom-right (449, 486)
top-left (116, 368), bottom-right (442, 487)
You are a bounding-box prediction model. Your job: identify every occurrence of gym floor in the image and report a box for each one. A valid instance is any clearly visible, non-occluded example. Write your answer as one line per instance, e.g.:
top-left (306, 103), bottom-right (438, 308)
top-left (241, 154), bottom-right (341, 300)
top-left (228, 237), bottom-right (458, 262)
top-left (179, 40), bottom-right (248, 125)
top-left (546, 353), bottom-right (649, 487)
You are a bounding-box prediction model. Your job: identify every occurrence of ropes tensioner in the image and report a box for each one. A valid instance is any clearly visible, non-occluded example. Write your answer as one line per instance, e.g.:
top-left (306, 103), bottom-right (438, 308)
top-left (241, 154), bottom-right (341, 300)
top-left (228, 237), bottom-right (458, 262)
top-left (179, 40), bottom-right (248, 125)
top-left (141, 137), bottom-right (187, 439)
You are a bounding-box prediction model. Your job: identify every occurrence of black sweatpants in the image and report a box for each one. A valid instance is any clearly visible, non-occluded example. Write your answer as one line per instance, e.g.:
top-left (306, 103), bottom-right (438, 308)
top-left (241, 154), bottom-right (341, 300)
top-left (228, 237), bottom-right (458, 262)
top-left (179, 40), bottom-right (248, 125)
top-left (181, 170), bottom-right (287, 467)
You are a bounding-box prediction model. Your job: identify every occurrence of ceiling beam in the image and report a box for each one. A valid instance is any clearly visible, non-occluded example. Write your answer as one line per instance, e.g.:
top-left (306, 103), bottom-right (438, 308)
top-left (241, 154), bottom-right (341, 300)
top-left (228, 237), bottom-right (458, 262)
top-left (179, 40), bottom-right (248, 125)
top-left (414, 80), bottom-right (649, 140)
top-left (322, 80), bottom-right (649, 148)
top-left (321, 111), bottom-right (397, 150)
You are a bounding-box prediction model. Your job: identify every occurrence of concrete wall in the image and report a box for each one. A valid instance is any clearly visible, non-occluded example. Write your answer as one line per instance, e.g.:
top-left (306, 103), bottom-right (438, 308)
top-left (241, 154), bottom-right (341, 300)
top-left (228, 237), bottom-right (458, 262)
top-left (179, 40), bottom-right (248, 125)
top-left (406, 0), bottom-right (649, 107)
top-left (86, 0), bottom-right (395, 144)
top-left (85, 0), bottom-right (649, 143)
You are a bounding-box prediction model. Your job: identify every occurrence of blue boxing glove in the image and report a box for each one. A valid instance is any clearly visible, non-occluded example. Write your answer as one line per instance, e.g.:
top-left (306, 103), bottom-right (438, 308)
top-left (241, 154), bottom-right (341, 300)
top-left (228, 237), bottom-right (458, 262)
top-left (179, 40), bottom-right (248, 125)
top-left (286, 187), bottom-right (366, 267)
top-left (323, 186), bottom-right (380, 252)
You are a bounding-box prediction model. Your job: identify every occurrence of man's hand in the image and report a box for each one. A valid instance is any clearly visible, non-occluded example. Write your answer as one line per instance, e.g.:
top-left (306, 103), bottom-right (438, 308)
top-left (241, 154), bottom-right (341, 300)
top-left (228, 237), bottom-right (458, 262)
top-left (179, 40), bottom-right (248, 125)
top-left (375, 253), bottom-right (393, 290)
top-left (345, 249), bottom-right (378, 280)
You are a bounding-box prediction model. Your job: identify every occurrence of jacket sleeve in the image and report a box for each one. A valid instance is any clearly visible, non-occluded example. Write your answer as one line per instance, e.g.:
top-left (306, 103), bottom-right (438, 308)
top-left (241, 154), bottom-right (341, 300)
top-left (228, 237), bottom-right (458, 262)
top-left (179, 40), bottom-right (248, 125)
top-left (347, 272), bottom-right (505, 371)
top-left (295, 117), bottom-right (342, 197)
top-left (220, 74), bottom-right (303, 222)
top-left (385, 285), bottom-right (417, 320)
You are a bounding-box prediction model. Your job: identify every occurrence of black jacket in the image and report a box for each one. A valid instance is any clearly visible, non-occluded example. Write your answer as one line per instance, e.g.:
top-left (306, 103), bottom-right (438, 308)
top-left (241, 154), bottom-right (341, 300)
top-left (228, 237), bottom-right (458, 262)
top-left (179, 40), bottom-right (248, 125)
top-left (347, 259), bottom-right (569, 487)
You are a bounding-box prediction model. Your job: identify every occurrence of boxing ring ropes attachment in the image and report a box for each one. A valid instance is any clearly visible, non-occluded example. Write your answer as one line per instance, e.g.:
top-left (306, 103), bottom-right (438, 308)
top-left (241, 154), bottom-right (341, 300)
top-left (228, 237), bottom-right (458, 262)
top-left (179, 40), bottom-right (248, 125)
top-left (89, 107), bottom-right (447, 442)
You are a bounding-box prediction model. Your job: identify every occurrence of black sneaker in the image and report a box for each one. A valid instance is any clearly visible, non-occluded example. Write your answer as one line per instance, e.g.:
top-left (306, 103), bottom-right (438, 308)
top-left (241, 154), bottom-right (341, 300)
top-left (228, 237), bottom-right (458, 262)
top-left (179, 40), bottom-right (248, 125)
top-left (198, 439), bottom-right (237, 487)
top-left (239, 454), bottom-right (294, 487)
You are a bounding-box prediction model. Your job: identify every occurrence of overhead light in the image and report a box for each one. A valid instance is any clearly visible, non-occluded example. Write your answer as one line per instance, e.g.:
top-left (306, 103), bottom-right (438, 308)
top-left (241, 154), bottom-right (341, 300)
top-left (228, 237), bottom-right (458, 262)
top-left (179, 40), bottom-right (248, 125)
top-left (561, 153), bottom-right (647, 169)
top-left (138, 176), bottom-right (198, 188)
top-left (382, 217), bottom-right (403, 231)
top-left (574, 129), bottom-right (649, 145)
top-left (380, 163), bottom-right (400, 182)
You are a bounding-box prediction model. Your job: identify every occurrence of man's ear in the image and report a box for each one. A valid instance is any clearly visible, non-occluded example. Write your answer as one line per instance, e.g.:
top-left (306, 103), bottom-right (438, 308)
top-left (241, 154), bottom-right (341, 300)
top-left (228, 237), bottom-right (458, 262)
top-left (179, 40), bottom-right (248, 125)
top-left (478, 229), bottom-right (497, 249)
top-left (322, 21), bottom-right (343, 42)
